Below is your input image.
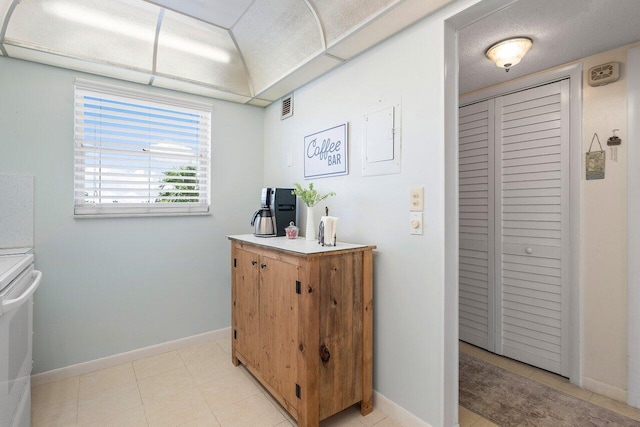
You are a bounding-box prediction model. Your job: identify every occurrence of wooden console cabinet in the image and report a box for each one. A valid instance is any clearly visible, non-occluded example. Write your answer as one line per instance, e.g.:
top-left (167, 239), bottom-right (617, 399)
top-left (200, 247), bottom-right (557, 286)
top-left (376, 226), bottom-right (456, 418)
top-left (228, 235), bottom-right (375, 427)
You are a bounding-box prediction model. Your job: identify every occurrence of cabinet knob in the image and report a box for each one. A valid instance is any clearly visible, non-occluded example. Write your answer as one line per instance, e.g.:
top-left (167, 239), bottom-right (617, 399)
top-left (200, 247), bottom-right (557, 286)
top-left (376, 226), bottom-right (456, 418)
top-left (525, 247), bottom-right (533, 255)
top-left (251, 260), bottom-right (257, 266)
top-left (260, 263), bottom-right (267, 269)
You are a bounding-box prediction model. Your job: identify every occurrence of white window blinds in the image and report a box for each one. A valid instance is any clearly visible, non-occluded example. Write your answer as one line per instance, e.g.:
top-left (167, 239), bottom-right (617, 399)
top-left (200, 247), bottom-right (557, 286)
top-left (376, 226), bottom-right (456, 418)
top-left (74, 79), bottom-right (212, 217)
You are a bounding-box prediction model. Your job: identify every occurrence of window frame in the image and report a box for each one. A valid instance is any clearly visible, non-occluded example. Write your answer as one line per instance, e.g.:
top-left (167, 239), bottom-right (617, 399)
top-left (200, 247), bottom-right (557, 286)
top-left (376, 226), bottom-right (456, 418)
top-left (73, 79), bottom-right (212, 218)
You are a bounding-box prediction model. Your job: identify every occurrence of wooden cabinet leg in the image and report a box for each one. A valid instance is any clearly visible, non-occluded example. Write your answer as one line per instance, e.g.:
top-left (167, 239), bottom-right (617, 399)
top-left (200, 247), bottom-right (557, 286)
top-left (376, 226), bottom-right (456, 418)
top-left (297, 410), bottom-right (319, 427)
top-left (231, 335), bottom-right (239, 366)
top-left (360, 399), bottom-right (373, 416)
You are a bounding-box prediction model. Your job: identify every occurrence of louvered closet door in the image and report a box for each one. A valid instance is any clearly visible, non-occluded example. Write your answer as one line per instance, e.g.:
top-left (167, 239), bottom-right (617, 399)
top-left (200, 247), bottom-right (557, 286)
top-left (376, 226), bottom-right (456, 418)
top-left (458, 100), bottom-right (495, 351)
top-left (495, 80), bottom-right (570, 376)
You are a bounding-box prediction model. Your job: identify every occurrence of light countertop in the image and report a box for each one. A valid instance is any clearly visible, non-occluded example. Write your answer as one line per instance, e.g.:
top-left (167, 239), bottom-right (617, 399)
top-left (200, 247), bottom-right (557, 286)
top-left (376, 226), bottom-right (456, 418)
top-left (227, 234), bottom-right (372, 255)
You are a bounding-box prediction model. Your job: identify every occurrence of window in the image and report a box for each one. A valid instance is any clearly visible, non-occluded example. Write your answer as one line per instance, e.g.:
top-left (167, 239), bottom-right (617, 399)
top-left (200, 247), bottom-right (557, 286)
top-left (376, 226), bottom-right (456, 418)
top-left (74, 79), bottom-right (211, 217)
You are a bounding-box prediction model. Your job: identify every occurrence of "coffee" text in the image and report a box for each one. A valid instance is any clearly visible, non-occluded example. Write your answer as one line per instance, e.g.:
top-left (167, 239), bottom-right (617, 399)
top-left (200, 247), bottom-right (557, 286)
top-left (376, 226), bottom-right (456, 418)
top-left (306, 138), bottom-right (342, 165)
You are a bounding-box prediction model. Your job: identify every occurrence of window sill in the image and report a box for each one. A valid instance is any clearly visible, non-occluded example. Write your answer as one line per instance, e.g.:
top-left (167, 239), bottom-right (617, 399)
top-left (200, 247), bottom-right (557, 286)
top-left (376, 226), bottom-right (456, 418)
top-left (74, 211), bottom-right (212, 219)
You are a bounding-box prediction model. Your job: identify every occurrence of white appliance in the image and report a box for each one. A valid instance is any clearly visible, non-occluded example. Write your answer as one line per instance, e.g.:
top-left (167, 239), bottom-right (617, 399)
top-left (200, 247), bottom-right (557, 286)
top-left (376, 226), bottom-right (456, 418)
top-left (0, 175), bottom-right (40, 427)
top-left (0, 253), bottom-right (41, 427)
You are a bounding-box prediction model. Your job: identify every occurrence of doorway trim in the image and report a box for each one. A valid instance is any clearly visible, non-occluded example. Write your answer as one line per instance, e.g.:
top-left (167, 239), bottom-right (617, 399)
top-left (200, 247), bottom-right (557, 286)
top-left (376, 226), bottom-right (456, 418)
top-left (444, 2), bottom-right (522, 426)
top-left (627, 46), bottom-right (640, 408)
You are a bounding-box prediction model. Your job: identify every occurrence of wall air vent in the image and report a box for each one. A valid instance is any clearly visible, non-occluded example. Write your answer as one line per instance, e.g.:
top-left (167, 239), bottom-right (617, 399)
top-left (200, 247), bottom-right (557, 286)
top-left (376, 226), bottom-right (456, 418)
top-left (281, 93), bottom-right (293, 120)
top-left (588, 62), bottom-right (620, 87)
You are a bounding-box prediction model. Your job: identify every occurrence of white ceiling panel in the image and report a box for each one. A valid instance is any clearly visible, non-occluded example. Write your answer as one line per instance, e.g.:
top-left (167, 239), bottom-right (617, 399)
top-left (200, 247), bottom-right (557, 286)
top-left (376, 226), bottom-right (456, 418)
top-left (309, 0), bottom-right (399, 46)
top-left (5, 0), bottom-right (158, 71)
top-left (326, 0), bottom-right (453, 59)
top-left (257, 54), bottom-right (343, 101)
top-left (144, 0), bottom-right (252, 29)
top-left (233, 0), bottom-right (323, 94)
top-left (156, 10), bottom-right (251, 95)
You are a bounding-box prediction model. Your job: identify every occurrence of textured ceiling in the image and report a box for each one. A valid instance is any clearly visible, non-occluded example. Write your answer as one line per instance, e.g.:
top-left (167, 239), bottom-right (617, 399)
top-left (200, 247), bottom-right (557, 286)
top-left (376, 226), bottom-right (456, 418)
top-left (0, 0), bottom-right (454, 106)
top-left (459, 0), bottom-right (640, 94)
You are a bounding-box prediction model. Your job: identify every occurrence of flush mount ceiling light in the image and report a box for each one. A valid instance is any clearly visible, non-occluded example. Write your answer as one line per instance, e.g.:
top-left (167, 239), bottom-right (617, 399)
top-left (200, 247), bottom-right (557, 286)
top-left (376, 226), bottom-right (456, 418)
top-left (486, 37), bottom-right (533, 72)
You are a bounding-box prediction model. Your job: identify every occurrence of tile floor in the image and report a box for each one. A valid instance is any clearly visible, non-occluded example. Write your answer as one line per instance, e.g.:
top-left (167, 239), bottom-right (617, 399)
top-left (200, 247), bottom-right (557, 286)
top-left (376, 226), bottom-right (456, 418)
top-left (459, 341), bottom-right (640, 426)
top-left (31, 333), bottom-right (401, 427)
top-left (35, 336), bottom-right (640, 427)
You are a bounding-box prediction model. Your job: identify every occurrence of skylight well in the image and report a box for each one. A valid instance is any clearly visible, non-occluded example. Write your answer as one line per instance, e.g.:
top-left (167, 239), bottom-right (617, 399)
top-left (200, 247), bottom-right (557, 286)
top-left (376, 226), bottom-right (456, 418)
top-left (0, 0), bottom-right (450, 105)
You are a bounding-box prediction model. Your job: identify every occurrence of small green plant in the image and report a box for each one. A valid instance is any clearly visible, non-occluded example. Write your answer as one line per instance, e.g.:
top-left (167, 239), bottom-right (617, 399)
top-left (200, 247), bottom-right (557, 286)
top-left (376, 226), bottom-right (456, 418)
top-left (292, 182), bottom-right (335, 207)
top-left (156, 166), bottom-right (199, 203)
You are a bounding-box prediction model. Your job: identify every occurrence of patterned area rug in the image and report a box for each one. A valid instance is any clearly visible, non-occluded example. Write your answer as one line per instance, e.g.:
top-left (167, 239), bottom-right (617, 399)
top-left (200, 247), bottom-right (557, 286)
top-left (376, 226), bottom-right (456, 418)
top-left (459, 353), bottom-right (640, 426)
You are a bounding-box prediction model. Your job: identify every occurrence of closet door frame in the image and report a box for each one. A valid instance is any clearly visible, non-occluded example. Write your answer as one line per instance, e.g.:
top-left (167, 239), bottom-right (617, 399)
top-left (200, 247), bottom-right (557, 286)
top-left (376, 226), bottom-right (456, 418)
top-left (627, 46), bottom-right (640, 408)
top-left (460, 63), bottom-right (583, 385)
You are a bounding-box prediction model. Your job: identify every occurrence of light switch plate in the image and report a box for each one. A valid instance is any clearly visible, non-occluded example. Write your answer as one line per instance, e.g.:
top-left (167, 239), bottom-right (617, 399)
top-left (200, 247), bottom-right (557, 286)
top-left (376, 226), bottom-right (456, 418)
top-left (410, 187), bottom-right (424, 211)
top-left (410, 212), bottom-right (423, 235)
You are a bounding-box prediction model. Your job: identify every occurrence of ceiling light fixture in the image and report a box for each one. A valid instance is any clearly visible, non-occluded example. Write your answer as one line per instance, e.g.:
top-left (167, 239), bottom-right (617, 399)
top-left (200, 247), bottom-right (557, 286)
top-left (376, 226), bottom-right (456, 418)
top-left (43, 2), bottom-right (231, 64)
top-left (486, 37), bottom-right (532, 72)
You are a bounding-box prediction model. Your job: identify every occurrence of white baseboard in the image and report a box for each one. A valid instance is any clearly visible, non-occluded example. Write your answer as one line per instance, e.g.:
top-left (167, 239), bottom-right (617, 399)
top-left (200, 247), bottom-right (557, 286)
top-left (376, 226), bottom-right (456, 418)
top-left (373, 391), bottom-right (432, 427)
top-left (31, 327), bottom-right (231, 387)
top-left (582, 376), bottom-right (627, 403)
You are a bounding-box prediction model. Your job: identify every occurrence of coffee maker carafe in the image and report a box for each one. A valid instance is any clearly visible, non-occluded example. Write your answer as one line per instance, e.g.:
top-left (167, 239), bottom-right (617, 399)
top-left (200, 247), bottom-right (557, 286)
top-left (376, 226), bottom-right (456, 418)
top-left (251, 188), bottom-right (276, 237)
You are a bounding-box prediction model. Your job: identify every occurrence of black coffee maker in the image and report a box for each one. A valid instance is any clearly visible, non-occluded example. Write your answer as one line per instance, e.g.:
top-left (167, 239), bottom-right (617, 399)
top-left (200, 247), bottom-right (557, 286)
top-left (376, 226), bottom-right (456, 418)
top-left (250, 188), bottom-right (296, 237)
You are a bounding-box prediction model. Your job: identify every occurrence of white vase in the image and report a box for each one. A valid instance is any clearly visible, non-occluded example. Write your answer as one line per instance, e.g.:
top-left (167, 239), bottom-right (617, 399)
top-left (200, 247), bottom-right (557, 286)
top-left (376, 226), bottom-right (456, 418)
top-left (305, 206), bottom-right (315, 241)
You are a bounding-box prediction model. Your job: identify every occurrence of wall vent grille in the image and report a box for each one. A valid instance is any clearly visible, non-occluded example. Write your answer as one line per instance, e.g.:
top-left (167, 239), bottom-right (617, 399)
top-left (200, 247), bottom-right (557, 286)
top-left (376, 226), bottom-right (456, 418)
top-left (588, 62), bottom-right (620, 87)
top-left (281, 93), bottom-right (293, 120)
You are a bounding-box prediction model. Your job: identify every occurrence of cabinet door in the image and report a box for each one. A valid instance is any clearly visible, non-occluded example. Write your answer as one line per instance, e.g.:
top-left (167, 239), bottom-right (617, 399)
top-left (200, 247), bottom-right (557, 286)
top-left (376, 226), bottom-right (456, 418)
top-left (458, 100), bottom-right (495, 352)
top-left (496, 80), bottom-right (570, 376)
top-left (233, 248), bottom-right (260, 367)
top-left (259, 256), bottom-right (299, 407)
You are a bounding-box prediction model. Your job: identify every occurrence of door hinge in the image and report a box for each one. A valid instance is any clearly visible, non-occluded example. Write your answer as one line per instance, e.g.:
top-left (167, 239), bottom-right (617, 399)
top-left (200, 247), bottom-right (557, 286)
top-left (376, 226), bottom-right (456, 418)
top-left (233, 258), bottom-right (237, 268)
top-left (233, 329), bottom-right (237, 340)
top-left (296, 281), bottom-right (301, 294)
top-left (295, 383), bottom-right (301, 399)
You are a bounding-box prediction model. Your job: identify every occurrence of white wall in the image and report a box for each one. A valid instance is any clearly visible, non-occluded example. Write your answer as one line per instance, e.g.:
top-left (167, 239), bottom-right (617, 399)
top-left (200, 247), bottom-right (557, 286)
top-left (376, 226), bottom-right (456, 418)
top-left (0, 57), bottom-right (265, 374)
top-left (580, 44), bottom-right (633, 400)
top-left (263, 5), bottom-right (468, 424)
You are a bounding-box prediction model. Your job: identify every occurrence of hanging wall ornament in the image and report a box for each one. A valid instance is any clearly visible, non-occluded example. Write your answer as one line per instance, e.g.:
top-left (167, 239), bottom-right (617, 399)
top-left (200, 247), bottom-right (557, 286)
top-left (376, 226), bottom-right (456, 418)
top-left (586, 133), bottom-right (605, 180)
top-left (607, 129), bottom-right (622, 162)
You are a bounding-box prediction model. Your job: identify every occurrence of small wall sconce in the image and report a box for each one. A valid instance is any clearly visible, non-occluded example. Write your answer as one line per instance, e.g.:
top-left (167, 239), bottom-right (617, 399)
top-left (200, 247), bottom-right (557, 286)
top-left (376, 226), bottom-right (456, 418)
top-left (486, 37), bottom-right (533, 72)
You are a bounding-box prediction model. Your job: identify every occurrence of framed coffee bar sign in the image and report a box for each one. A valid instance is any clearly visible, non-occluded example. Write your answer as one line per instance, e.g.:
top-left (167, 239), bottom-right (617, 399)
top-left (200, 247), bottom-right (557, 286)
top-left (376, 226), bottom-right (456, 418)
top-left (304, 123), bottom-right (348, 179)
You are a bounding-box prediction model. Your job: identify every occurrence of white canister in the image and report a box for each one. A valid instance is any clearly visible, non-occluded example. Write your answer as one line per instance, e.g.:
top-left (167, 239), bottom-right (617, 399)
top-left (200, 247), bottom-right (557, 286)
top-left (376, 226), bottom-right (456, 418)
top-left (319, 216), bottom-right (338, 246)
